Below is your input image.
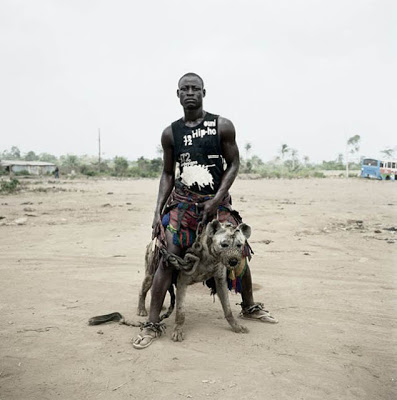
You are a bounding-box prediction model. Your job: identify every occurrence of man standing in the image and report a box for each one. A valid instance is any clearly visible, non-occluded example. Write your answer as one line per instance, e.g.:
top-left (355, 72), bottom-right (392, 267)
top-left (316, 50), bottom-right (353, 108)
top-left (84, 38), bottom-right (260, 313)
top-left (133, 73), bottom-right (277, 349)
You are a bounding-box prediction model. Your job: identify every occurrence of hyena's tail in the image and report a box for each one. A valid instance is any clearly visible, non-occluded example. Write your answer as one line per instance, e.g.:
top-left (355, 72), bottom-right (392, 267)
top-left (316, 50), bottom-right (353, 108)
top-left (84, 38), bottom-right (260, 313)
top-left (88, 285), bottom-right (175, 327)
top-left (88, 312), bottom-right (124, 325)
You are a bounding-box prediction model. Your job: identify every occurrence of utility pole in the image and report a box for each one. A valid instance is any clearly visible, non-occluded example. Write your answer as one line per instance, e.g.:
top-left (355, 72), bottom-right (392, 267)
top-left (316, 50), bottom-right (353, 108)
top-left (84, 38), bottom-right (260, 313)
top-left (345, 143), bottom-right (349, 178)
top-left (345, 134), bottom-right (349, 179)
top-left (98, 128), bottom-right (101, 172)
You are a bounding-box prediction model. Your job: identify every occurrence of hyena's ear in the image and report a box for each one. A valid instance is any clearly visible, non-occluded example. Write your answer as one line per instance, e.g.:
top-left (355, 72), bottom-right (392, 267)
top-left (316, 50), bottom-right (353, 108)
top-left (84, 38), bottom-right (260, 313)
top-left (238, 223), bottom-right (251, 240)
top-left (206, 220), bottom-right (222, 237)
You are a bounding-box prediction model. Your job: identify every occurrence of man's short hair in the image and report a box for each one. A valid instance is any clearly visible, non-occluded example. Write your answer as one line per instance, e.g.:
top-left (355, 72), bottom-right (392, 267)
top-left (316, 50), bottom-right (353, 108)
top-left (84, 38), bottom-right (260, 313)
top-left (178, 72), bottom-right (204, 88)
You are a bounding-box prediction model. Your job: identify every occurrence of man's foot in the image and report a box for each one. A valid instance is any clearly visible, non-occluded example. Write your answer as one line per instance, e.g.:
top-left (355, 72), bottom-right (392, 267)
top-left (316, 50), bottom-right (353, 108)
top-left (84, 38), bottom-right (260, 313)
top-left (132, 330), bottom-right (157, 349)
top-left (132, 322), bottom-right (166, 349)
top-left (239, 302), bottom-right (278, 324)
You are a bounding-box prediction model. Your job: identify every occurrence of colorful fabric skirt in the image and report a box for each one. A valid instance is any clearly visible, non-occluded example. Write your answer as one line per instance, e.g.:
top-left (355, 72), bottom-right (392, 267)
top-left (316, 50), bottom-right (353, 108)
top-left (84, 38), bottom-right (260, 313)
top-left (160, 182), bottom-right (252, 293)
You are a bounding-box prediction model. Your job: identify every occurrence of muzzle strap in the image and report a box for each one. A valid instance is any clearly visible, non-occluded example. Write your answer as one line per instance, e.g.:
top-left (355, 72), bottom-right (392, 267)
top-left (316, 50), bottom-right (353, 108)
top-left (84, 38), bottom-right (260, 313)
top-left (227, 257), bottom-right (248, 293)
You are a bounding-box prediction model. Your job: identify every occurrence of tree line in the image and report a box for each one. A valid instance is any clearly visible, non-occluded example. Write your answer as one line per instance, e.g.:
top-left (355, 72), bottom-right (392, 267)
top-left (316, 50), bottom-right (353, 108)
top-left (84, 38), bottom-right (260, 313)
top-left (0, 146), bottom-right (162, 178)
top-left (1, 136), bottom-right (395, 179)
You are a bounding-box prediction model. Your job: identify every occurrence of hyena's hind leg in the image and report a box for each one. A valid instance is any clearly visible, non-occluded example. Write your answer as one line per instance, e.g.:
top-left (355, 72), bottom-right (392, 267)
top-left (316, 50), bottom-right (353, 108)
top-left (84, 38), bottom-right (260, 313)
top-left (137, 240), bottom-right (157, 317)
top-left (137, 275), bottom-right (153, 316)
top-left (137, 275), bottom-right (175, 319)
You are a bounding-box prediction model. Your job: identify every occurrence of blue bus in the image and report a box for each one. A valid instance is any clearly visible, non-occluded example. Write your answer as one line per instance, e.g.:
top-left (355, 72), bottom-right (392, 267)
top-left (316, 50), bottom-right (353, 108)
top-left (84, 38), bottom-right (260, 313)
top-left (361, 158), bottom-right (396, 180)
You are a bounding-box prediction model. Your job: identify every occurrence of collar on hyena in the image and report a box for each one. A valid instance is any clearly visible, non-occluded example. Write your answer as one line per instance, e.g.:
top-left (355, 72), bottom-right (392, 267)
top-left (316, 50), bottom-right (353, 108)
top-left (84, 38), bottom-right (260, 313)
top-left (204, 220), bottom-right (251, 271)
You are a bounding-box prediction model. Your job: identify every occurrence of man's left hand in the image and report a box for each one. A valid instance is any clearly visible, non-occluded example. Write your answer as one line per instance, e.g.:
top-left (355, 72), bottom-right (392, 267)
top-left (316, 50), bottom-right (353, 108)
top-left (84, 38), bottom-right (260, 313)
top-left (199, 199), bottom-right (220, 223)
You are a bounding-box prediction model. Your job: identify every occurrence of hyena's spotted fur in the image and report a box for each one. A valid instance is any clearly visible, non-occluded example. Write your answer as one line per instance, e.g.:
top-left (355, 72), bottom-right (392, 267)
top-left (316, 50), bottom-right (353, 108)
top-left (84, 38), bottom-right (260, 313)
top-left (138, 220), bottom-right (252, 341)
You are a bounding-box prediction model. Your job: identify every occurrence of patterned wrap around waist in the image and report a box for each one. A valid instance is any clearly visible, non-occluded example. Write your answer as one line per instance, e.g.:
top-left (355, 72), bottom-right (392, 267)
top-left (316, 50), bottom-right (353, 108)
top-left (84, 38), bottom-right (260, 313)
top-left (162, 182), bottom-right (238, 248)
top-left (157, 183), bottom-right (252, 293)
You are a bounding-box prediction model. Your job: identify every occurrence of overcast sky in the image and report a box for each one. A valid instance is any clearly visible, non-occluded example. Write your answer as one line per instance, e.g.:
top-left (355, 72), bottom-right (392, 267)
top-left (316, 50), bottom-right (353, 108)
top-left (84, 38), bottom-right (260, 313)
top-left (1, 0), bottom-right (395, 162)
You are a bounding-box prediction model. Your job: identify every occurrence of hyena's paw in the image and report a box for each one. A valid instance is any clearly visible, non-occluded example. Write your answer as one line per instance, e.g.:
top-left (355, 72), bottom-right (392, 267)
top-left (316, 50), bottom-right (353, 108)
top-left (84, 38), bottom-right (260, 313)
top-left (137, 307), bottom-right (148, 317)
top-left (171, 326), bottom-right (185, 342)
top-left (232, 324), bottom-right (249, 334)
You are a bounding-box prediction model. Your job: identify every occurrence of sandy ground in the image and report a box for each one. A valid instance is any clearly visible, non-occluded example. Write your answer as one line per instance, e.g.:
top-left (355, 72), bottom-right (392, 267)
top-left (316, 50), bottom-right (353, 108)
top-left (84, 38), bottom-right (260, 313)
top-left (0, 177), bottom-right (396, 400)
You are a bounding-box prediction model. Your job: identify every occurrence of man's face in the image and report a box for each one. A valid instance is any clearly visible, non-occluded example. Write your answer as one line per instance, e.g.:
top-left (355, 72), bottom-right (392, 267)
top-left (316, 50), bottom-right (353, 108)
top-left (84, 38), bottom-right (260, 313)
top-left (177, 76), bottom-right (206, 110)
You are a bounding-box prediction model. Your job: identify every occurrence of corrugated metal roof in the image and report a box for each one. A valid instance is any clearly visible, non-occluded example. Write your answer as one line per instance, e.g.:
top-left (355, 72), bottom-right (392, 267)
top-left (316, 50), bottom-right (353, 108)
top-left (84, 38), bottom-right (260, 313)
top-left (0, 160), bottom-right (56, 167)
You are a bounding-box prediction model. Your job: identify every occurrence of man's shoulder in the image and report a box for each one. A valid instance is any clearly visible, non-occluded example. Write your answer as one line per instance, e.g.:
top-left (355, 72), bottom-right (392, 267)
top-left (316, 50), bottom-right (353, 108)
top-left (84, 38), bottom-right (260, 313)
top-left (217, 115), bottom-right (234, 127)
top-left (162, 125), bottom-right (173, 134)
top-left (161, 125), bottom-right (173, 145)
top-left (217, 116), bottom-right (235, 136)
top-left (204, 112), bottom-right (234, 129)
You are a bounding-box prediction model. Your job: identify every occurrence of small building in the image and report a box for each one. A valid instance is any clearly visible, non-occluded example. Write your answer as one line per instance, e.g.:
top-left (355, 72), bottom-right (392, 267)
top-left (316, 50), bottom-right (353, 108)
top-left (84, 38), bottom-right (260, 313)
top-left (0, 160), bottom-right (57, 176)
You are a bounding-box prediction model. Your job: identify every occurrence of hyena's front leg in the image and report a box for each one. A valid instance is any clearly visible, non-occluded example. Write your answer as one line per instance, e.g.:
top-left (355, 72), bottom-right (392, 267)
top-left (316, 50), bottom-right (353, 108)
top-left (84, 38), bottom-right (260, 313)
top-left (172, 280), bottom-right (188, 342)
top-left (214, 276), bottom-right (248, 333)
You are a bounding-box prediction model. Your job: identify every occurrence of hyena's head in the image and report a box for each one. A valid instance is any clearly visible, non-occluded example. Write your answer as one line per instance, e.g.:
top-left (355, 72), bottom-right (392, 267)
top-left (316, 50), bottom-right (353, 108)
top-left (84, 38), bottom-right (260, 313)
top-left (206, 220), bottom-right (251, 270)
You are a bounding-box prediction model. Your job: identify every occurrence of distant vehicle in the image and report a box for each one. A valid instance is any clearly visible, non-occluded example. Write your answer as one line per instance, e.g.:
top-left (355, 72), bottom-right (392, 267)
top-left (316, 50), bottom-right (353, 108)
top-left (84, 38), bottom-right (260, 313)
top-left (361, 158), bottom-right (396, 180)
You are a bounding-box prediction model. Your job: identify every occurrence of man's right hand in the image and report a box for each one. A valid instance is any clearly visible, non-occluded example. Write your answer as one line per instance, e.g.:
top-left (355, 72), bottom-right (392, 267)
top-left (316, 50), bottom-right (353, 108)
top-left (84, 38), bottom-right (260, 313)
top-left (198, 198), bottom-right (220, 223)
top-left (152, 213), bottom-right (161, 238)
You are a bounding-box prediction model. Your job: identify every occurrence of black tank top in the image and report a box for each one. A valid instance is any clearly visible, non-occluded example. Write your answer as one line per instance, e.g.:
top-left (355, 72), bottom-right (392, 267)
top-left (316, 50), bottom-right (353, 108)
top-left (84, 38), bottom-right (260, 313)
top-left (171, 112), bottom-right (224, 195)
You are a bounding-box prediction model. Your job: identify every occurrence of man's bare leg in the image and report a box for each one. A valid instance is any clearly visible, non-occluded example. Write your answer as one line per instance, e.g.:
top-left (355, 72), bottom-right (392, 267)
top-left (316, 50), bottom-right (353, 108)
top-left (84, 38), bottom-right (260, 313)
top-left (241, 265), bottom-right (254, 307)
top-left (240, 264), bottom-right (278, 323)
top-left (133, 230), bottom-right (183, 348)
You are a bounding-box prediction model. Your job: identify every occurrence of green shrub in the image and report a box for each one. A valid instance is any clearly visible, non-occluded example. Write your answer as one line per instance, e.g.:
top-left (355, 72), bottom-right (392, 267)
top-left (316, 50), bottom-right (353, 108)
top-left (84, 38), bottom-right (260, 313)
top-left (255, 166), bottom-right (326, 179)
top-left (0, 178), bottom-right (21, 193)
top-left (80, 164), bottom-right (98, 176)
top-left (84, 170), bottom-right (97, 177)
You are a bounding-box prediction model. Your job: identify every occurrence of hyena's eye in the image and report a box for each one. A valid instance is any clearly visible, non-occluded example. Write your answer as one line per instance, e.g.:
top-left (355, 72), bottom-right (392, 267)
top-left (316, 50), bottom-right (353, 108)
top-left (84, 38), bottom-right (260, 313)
top-left (221, 243), bottom-right (229, 248)
top-left (236, 244), bottom-right (243, 248)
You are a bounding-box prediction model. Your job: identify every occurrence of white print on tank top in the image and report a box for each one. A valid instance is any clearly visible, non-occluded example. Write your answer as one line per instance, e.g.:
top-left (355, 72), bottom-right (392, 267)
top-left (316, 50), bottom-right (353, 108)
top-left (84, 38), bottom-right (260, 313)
top-left (180, 164), bottom-right (214, 190)
top-left (182, 119), bottom-right (217, 146)
top-left (179, 152), bottom-right (198, 168)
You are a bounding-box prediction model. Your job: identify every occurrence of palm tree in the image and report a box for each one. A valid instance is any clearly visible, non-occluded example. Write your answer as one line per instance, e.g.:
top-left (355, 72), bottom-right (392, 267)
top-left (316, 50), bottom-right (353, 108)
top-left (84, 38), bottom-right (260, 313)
top-left (290, 149), bottom-right (298, 170)
top-left (244, 142), bottom-right (252, 160)
top-left (381, 148), bottom-right (395, 159)
top-left (347, 135), bottom-right (361, 153)
top-left (280, 144), bottom-right (289, 160)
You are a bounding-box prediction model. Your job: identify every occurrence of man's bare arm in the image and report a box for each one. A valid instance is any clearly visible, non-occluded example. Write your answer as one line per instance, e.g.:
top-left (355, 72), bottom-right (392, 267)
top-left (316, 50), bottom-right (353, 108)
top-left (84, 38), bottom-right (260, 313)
top-left (201, 117), bottom-right (239, 221)
top-left (152, 126), bottom-right (175, 230)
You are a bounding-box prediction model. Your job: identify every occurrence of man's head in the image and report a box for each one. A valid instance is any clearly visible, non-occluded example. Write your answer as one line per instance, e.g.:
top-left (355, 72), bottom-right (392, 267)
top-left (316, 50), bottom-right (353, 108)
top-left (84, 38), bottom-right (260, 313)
top-left (177, 72), bottom-right (206, 110)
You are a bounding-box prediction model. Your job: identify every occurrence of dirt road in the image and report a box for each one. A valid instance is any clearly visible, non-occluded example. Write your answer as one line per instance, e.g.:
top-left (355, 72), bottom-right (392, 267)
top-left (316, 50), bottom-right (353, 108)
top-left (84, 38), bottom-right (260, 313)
top-left (0, 178), bottom-right (395, 400)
